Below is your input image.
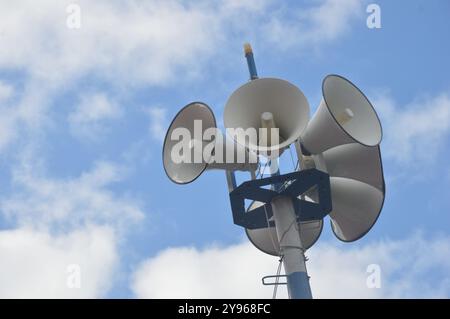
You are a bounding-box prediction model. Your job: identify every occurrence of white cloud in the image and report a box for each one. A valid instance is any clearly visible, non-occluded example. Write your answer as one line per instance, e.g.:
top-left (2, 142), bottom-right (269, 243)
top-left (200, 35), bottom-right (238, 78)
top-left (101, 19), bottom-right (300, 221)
top-left (0, 81), bottom-right (57, 154)
top-left (0, 0), bottom-right (221, 152)
top-left (146, 107), bottom-right (167, 142)
top-left (131, 241), bottom-right (278, 299)
top-left (0, 225), bottom-right (117, 298)
top-left (131, 233), bottom-right (450, 298)
top-left (0, 0), bottom-right (363, 84)
top-left (0, 108), bottom-right (17, 151)
top-left (0, 0), bottom-right (220, 85)
top-left (0, 153), bottom-right (144, 297)
top-left (68, 92), bottom-right (122, 140)
top-left (0, 81), bottom-right (17, 150)
top-left (0, 80), bottom-right (13, 102)
top-left (306, 0), bottom-right (362, 42)
top-left (1, 159), bottom-right (144, 231)
top-left (375, 92), bottom-right (450, 169)
top-left (263, 0), bottom-right (363, 50)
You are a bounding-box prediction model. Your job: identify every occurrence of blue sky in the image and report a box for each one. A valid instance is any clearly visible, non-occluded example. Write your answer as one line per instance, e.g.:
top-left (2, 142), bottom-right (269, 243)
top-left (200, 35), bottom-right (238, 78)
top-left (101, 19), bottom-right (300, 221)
top-left (0, 0), bottom-right (449, 298)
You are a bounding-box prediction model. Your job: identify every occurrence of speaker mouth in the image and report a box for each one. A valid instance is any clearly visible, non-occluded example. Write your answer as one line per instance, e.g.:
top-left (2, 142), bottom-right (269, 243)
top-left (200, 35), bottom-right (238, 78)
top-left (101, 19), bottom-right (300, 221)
top-left (162, 101), bottom-right (217, 185)
top-left (322, 74), bottom-right (383, 147)
top-left (327, 144), bottom-right (386, 243)
top-left (224, 78), bottom-right (310, 156)
top-left (322, 143), bottom-right (385, 191)
top-left (329, 175), bottom-right (386, 243)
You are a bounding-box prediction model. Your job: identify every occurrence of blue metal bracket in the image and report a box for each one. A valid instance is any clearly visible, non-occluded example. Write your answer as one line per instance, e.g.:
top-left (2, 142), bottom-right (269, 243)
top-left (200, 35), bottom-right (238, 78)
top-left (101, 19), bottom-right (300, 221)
top-left (229, 169), bottom-right (332, 229)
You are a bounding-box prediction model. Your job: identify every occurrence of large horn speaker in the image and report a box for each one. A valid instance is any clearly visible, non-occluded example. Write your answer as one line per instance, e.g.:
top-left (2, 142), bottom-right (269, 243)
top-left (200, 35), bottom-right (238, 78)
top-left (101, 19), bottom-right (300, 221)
top-left (163, 102), bottom-right (257, 184)
top-left (311, 138), bottom-right (385, 242)
top-left (329, 177), bottom-right (385, 242)
top-left (224, 78), bottom-right (310, 157)
top-left (301, 75), bottom-right (382, 154)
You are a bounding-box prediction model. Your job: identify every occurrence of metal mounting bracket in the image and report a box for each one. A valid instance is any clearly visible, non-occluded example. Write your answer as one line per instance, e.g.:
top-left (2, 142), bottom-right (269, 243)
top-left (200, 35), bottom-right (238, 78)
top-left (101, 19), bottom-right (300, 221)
top-left (229, 169), bottom-right (332, 229)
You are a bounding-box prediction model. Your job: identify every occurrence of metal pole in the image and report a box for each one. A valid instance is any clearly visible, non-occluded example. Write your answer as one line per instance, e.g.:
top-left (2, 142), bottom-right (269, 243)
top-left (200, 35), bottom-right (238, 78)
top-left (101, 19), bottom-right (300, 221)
top-left (271, 195), bottom-right (312, 299)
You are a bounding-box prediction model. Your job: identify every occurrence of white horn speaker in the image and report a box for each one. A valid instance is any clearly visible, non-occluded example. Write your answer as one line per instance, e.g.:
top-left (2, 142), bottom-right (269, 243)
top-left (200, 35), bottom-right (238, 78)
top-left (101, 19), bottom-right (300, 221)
top-left (163, 102), bottom-right (258, 184)
top-left (224, 78), bottom-right (310, 157)
top-left (301, 74), bottom-right (382, 155)
top-left (245, 201), bottom-right (323, 256)
top-left (310, 143), bottom-right (385, 242)
top-left (329, 177), bottom-right (385, 242)
top-left (320, 143), bottom-right (384, 191)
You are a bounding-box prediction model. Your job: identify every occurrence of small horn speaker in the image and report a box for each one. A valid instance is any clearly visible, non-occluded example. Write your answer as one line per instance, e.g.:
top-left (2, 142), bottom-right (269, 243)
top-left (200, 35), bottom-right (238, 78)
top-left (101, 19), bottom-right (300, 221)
top-left (163, 102), bottom-right (257, 184)
top-left (301, 75), bottom-right (382, 154)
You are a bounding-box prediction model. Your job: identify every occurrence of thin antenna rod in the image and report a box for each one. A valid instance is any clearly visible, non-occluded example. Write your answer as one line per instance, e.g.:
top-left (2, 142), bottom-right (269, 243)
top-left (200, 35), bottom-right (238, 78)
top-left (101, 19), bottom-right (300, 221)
top-left (244, 43), bottom-right (258, 80)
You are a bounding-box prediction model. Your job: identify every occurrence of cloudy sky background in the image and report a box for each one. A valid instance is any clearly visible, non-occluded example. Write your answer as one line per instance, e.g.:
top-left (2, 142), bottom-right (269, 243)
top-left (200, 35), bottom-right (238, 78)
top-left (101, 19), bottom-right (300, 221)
top-left (0, 0), bottom-right (449, 298)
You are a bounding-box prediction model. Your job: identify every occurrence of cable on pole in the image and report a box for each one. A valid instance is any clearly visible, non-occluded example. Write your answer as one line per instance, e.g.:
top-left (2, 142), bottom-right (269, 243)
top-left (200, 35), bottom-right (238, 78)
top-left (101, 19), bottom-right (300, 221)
top-left (272, 256), bottom-right (284, 299)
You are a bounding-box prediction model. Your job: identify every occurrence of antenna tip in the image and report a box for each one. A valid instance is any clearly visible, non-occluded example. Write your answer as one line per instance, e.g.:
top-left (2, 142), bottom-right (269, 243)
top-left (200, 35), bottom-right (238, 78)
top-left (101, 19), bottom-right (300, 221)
top-left (243, 43), bottom-right (253, 55)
